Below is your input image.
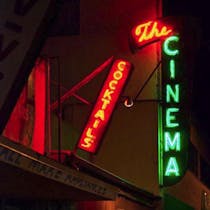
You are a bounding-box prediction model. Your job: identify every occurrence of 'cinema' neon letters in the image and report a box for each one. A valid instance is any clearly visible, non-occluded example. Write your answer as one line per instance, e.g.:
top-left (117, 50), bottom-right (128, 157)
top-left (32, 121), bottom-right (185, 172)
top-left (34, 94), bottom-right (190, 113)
top-left (160, 35), bottom-right (188, 186)
top-left (77, 59), bottom-right (132, 153)
top-left (164, 36), bottom-right (180, 177)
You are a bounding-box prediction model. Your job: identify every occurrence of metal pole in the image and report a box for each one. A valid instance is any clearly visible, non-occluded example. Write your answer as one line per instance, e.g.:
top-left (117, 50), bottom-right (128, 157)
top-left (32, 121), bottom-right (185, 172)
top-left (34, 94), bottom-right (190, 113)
top-left (57, 57), bottom-right (62, 163)
top-left (46, 57), bottom-right (51, 156)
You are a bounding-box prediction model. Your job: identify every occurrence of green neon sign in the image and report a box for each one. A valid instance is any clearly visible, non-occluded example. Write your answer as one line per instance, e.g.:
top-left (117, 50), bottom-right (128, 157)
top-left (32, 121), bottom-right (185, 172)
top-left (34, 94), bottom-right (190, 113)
top-left (159, 35), bottom-right (189, 186)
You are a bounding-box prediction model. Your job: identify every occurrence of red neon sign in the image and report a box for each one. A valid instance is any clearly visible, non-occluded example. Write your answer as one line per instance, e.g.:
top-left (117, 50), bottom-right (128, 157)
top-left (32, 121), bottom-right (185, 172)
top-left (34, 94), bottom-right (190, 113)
top-left (131, 20), bottom-right (173, 49)
top-left (77, 59), bottom-right (132, 153)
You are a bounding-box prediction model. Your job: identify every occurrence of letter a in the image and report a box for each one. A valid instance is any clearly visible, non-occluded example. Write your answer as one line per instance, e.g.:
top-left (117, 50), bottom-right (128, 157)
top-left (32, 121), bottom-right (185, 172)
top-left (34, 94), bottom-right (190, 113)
top-left (165, 157), bottom-right (180, 176)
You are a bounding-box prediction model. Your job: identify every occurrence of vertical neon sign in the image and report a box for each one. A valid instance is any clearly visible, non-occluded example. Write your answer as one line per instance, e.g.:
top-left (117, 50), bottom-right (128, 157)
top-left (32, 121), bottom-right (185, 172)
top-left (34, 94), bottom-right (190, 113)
top-left (77, 59), bottom-right (132, 153)
top-left (159, 35), bottom-right (189, 186)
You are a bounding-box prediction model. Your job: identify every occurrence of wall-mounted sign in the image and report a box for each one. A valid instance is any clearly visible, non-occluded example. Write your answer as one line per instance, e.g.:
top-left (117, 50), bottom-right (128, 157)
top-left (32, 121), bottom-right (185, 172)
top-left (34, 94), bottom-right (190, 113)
top-left (77, 59), bottom-right (132, 153)
top-left (159, 34), bottom-right (189, 186)
top-left (130, 20), bottom-right (173, 50)
top-left (0, 0), bottom-right (59, 134)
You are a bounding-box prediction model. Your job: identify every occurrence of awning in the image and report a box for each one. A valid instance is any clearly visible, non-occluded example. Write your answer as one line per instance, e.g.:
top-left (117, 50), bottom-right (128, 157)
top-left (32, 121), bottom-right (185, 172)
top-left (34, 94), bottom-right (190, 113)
top-left (0, 136), bottom-right (118, 200)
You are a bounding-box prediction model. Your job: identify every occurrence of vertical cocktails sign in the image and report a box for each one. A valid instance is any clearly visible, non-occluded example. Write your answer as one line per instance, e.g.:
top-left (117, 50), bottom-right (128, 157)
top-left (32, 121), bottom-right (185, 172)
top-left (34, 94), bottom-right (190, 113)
top-left (77, 59), bottom-right (132, 153)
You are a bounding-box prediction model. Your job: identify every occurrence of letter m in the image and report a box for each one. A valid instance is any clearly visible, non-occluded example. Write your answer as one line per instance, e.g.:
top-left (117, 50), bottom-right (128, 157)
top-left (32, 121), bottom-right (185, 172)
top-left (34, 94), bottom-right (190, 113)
top-left (164, 132), bottom-right (181, 152)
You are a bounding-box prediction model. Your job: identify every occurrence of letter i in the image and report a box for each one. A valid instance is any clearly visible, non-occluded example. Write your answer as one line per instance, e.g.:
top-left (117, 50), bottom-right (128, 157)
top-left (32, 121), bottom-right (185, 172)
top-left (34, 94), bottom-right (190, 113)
top-left (169, 59), bottom-right (175, 79)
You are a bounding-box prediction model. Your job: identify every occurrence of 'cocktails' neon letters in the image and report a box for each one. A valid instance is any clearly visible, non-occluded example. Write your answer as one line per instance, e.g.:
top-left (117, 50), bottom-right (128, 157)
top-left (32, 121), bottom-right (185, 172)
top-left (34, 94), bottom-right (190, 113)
top-left (77, 59), bottom-right (132, 153)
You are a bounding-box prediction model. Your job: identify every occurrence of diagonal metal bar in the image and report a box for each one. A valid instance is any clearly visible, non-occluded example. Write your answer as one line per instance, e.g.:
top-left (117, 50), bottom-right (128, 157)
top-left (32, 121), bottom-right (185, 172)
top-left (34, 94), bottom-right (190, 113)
top-left (72, 93), bottom-right (90, 105)
top-left (51, 80), bottom-right (90, 105)
top-left (134, 60), bottom-right (162, 101)
top-left (51, 56), bottom-right (114, 110)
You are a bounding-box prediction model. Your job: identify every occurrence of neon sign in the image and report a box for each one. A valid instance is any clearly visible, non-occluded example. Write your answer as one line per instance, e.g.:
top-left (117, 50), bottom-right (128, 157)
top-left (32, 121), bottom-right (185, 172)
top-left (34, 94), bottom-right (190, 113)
top-left (77, 59), bottom-right (132, 153)
top-left (130, 20), bottom-right (173, 49)
top-left (159, 35), bottom-right (189, 186)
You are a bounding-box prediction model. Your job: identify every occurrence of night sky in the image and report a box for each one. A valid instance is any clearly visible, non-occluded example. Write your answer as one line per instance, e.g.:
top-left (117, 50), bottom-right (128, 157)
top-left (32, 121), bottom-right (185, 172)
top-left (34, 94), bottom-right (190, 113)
top-left (163, 0), bottom-right (210, 146)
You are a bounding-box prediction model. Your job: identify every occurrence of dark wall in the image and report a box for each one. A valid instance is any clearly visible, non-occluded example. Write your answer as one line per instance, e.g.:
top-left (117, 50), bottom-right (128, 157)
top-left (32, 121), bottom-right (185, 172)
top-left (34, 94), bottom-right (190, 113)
top-left (163, 0), bottom-right (210, 146)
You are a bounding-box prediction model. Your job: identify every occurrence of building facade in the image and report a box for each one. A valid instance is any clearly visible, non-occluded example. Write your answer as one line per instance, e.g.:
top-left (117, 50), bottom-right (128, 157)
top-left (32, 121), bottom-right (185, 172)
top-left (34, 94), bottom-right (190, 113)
top-left (0, 0), bottom-right (210, 209)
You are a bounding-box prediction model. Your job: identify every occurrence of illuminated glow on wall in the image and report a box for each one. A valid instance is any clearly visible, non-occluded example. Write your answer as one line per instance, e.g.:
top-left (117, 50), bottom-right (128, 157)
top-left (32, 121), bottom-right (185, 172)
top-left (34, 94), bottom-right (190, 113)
top-left (3, 59), bottom-right (46, 155)
top-left (31, 59), bottom-right (46, 154)
top-left (159, 35), bottom-right (189, 186)
top-left (130, 20), bottom-right (173, 49)
top-left (77, 59), bottom-right (132, 153)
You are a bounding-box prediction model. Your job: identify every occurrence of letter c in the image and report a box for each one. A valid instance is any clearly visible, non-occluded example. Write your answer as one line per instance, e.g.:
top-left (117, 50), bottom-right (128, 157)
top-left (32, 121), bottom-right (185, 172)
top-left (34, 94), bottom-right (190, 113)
top-left (117, 61), bottom-right (126, 71)
top-left (163, 35), bottom-right (179, 56)
top-left (109, 80), bottom-right (118, 90)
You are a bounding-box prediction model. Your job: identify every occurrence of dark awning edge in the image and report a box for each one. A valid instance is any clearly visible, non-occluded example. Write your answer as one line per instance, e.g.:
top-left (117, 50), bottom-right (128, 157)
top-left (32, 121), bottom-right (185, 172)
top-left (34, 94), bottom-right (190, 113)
top-left (0, 135), bottom-right (160, 206)
top-left (0, 136), bottom-right (118, 200)
top-left (65, 153), bottom-right (161, 208)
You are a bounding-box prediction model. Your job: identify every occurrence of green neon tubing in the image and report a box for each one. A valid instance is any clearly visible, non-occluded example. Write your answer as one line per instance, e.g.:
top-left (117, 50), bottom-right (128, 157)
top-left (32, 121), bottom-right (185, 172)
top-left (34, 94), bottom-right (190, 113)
top-left (164, 132), bottom-right (181, 152)
top-left (166, 84), bottom-right (180, 103)
top-left (158, 104), bottom-right (164, 185)
top-left (163, 36), bottom-right (179, 56)
top-left (165, 157), bottom-right (180, 176)
top-left (170, 59), bottom-right (175, 79)
top-left (166, 108), bottom-right (179, 127)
